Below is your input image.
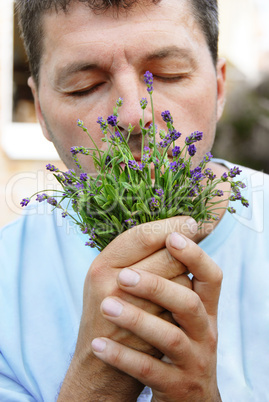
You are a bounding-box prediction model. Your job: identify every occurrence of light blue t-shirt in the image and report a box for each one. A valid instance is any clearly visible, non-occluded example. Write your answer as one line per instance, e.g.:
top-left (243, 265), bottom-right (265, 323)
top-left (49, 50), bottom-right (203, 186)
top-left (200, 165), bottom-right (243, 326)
top-left (0, 161), bottom-right (268, 402)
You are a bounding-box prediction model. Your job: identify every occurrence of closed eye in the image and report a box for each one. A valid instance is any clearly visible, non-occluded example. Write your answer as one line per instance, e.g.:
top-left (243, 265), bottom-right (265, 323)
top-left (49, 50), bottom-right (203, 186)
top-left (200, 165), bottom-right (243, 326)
top-left (68, 82), bottom-right (104, 97)
top-left (153, 74), bottom-right (189, 83)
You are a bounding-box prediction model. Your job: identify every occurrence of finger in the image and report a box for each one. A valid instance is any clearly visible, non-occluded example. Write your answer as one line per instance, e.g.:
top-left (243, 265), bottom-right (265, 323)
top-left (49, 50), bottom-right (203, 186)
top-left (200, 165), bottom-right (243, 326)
top-left (94, 216), bottom-right (198, 268)
top-left (130, 247), bottom-right (187, 279)
top-left (116, 269), bottom-right (208, 340)
top-left (99, 296), bottom-right (191, 363)
top-left (91, 337), bottom-right (174, 391)
top-left (166, 233), bottom-right (223, 316)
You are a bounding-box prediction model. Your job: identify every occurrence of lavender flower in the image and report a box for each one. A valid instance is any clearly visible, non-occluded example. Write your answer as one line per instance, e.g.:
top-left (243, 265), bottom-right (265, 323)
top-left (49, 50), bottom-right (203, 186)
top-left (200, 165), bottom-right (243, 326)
top-left (128, 160), bottom-right (140, 170)
top-left (221, 172), bottom-right (228, 182)
top-left (155, 188), bottom-right (164, 198)
top-left (172, 146), bottom-right (180, 157)
top-left (185, 131), bottom-right (203, 145)
top-left (140, 98), bottom-right (148, 109)
top-left (47, 197), bottom-right (58, 206)
top-left (124, 218), bottom-right (137, 228)
top-left (36, 193), bottom-right (48, 202)
top-left (201, 152), bottom-right (213, 163)
top-left (170, 129), bottom-right (181, 142)
top-left (190, 167), bottom-right (205, 184)
top-left (161, 110), bottom-right (173, 124)
top-left (229, 166), bottom-right (242, 178)
top-left (144, 71), bottom-right (154, 94)
top-left (20, 198), bottom-right (30, 207)
top-left (46, 164), bottom-right (59, 172)
top-left (77, 119), bottom-right (84, 127)
top-left (212, 189), bottom-right (224, 197)
top-left (149, 197), bottom-right (160, 211)
top-left (188, 144), bottom-right (197, 156)
top-left (62, 211), bottom-right (68, 218)
top-left (204, 168), bottom-right (216, 180)
top-left (241, 198), bottom-right (249, 207)
top-left (107, 115), bottom-right (118, 127)
top-left (110, 131), bottom-right (123, 144)
top-left (116, 97), bottom-right (123, 107)
top-left (97, 116), bottom-right (108, 133)
top-left (228, 207), bottom-right (236, 214)
top-left (80, 173), bottom-right (88, 181)
top-left (169, 161), bottom-right (179, 172)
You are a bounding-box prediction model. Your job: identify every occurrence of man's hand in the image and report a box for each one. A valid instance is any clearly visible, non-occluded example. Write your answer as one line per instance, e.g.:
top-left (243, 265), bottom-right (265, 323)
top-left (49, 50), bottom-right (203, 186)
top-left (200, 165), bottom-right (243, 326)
top-left (91, 232), bottom-right (223, 402)
top-left (58, 217), bottom-right (198, 401)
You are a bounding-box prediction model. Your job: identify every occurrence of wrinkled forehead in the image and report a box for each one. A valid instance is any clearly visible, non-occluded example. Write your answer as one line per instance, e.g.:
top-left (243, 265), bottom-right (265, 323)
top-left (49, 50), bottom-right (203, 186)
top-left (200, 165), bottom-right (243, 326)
top-left (40, 0), bottom-right (200, 52)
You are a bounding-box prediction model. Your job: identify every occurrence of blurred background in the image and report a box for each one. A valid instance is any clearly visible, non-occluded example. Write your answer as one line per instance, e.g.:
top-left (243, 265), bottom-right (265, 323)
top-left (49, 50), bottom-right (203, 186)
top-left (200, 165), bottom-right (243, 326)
top-left (0, 0), bottom-right (269, 227)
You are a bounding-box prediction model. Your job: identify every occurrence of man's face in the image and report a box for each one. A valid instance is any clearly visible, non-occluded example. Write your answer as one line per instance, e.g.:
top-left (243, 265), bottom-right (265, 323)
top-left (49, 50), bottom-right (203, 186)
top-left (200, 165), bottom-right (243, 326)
top-left (29, 0), bottom-right (226, 173)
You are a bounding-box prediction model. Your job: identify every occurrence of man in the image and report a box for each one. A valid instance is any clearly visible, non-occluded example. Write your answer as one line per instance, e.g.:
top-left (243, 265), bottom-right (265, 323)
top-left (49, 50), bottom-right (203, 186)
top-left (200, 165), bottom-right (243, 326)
top-left (0, 0), bottom-right (268, 400)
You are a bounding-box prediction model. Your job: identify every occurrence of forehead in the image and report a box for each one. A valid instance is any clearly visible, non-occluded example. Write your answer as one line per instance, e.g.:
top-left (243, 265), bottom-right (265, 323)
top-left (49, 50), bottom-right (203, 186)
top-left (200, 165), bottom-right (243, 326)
top-left (40, 0), bottom-right (209, 77)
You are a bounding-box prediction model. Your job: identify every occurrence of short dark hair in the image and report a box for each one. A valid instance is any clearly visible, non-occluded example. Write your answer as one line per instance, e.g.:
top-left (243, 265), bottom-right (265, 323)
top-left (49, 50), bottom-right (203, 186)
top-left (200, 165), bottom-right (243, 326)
top-left (15, 0), bottom-right (219, 86)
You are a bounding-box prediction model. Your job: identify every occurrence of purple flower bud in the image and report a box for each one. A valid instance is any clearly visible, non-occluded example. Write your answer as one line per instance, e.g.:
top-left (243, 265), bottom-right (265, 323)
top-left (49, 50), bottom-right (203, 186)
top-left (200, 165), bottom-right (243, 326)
top-left (128, 160), bottom-right (140, 170)
top-left (188, 144), bottom-right (197, 156)
top-left (221, 172), bottom-right (228, 181)
top-left (228, 207), bottom-right (236, 214)
top-left (47, 197), bottom-right (58, 206)
top-left (124, 218), bottom-right (137, 228)
top-left (46, 164), bottom-right (59, 172)
top-left (149, 197), bottom-right (160, 211)
top-left (202, 152), bottom-right (213, 163)
top-left (229, 166), bottom-right (242, 178)
top-left (204, 168), bottom-right (216, 180)
top-left (143, 71), bottom-right (154, 94)
top-left (241, 198), bottom-right (249, 207)
top-left (116, 97), bottom-right (123, 107)
top-left (80, 173), bottom-right (88, 181)
top-left (161, 110), bottom-right (173, 124)
top-left (155, 188), bottom-right (164, 198)
top-left (36, 193), bottom-right (48, 202)
top-left (107, 115), bottom-right (118, 127)
top-left (140, 98), bottom-right (148, 109)
top-left (172, 146), bottom-right (180, 158)
top-left (20, 197), bottom-right (30, 207)
top-left (185, 131), bottom-right (203, 145)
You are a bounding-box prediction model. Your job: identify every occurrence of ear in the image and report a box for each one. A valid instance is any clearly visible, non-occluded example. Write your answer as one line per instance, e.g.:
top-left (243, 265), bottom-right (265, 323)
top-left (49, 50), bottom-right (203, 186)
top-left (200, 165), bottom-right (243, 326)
top-left (216, 58), bottom-right (226, 122)
top-left (28, 76), bottom-right (52, 142)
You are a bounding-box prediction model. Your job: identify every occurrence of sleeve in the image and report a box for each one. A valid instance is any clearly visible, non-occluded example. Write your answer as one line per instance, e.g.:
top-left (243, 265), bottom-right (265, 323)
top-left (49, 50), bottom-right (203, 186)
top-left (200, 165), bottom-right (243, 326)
top-left (0, 353), bottom-right (35, 402)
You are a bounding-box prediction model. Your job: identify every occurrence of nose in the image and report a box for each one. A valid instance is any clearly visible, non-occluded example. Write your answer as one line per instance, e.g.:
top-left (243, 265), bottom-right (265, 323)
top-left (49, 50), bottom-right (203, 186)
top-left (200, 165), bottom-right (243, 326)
top-left (115, 73), bottom-right (152, 134)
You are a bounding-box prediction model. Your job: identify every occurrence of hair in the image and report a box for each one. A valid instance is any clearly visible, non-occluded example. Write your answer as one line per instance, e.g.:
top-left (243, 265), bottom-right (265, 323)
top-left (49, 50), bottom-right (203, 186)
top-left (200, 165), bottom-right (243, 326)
top-left (15, 0), bottom-right (219, 86)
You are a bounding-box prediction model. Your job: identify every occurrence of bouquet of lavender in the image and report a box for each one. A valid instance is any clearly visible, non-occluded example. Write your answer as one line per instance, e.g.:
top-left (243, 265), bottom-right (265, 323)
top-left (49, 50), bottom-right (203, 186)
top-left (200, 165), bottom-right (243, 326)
top-left (21, 72), bottom-right (248, 251)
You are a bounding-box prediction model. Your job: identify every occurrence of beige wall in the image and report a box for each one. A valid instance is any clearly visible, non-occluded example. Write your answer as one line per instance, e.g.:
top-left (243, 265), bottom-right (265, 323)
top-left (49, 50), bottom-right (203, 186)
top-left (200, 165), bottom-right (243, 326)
top-left (0, 1), bottom-right (66, 228)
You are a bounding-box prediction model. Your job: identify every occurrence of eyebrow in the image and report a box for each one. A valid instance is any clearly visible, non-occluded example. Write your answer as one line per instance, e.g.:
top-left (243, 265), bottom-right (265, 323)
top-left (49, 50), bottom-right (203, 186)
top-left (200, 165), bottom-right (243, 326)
top-left (143, 46), bottom-right (197, 65)
top-left (54, 62), bottom-right (98, 88)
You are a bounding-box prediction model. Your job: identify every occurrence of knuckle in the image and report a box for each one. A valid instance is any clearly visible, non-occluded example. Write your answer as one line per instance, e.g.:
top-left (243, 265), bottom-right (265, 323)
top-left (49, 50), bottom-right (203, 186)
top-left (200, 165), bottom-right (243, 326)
top-left (164, 248), bottom-right (186, 276)
top-left (187, 292), bottom-right (202, 316)
top-left (139, 356), bottom-right (154, 378)
top-left (149, 275), bottom-right (166, 299)
top-left (164, 329), bottom-right (182, 351)
top-left (111, 346), bottom-right (125, 367)
top-left (207, 327), bottom-right (218, 352)
top-left (129, 308), bottom-right (144, 329)
top-left (214, 266), bottom-right (223, 286)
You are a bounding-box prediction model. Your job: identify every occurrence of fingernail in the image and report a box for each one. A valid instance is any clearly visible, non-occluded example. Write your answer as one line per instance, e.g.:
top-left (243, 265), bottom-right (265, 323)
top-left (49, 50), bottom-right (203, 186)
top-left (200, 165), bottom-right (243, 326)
top-left (92, 338), bottom-right (106, 352)
top-left (186, 218), bottom-right (198, 234)
top-left (101, 298), bottom-right (123, 317)
top-left (170, 232), bottom-right (187, 250)
top-left (118, 268), bottom-right (140, 286)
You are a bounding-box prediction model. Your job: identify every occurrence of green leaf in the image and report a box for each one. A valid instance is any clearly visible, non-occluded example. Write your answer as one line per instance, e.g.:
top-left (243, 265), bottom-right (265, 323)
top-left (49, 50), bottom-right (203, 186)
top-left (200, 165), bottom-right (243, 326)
top-left (111, 215), bottom-right (123, 232)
